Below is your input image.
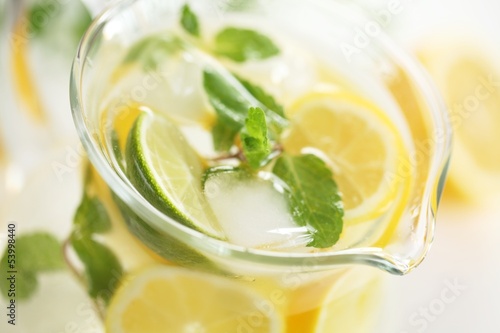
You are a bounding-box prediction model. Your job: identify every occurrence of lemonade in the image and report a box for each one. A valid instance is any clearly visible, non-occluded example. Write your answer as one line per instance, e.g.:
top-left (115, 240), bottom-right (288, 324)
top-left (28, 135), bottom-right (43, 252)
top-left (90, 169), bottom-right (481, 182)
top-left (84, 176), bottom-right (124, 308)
top-left (69, 1), bottom-right (451, 332)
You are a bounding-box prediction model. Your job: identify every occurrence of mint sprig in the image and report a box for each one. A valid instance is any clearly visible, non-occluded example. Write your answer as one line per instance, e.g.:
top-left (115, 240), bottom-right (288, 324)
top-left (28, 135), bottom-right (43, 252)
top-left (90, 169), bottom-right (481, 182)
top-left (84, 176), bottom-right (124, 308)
top-left (69, 181), bottom-right (123, 304)
top-left (241, 107), bottom-right (271, 168)
top-left (0, 233), bottom-right (65, 301)
top-left (180, 4), bottom-right (200, 37)
top-left (203, 68), bottom-right (287, 151)
top-left (70, 236), bottom-right (122, 302)
top-left (73, 195), bottom-right (112, 235)
top-left (214, 27), bottom-right (280, 62)
top-left (202, 69), bottom-right (344, 247)
top-left (272, 154), bottom-right (344, 248)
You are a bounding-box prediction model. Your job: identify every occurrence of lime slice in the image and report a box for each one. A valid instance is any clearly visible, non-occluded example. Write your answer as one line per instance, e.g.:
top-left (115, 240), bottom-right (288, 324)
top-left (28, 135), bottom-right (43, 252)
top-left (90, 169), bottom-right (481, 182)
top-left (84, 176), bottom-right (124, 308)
top-left (126, 110), bottom-right (224, 239)
top-left (106, 265), bottom-right (284, 333)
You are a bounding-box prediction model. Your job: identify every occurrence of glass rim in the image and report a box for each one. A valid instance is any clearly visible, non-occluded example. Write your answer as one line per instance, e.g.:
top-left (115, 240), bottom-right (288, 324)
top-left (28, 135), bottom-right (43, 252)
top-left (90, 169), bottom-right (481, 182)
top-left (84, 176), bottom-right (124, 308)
top-left (70, 0), bottom-right (452, 275)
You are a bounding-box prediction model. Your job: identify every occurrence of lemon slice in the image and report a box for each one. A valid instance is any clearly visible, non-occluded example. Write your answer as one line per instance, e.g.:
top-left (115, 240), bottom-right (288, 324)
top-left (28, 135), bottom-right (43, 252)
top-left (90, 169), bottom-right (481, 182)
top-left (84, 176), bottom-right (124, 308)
top-left (313, 269), bottom-right (383, 333)
top-left (282, 90), bottom-right (407, 224)
top-left (418, 41), bottom-right (500, 202)
top-left (126, 110), bottom-right (224, 239)
top-left (106, 265), bottom-right (284, 333)
top-left (286, 269), bottom-right (384, 333)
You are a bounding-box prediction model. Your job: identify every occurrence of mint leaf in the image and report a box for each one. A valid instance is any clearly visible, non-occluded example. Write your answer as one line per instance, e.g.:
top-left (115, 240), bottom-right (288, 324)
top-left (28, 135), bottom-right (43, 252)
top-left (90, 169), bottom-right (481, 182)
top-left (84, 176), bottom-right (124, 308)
top-left (203, 68), bottom-right (287, 151)
top-left (212, 118), bottom-right (240, 151)
top-left (71, 235), bottom-right (123, 304)
top-left (220, 0), bottom-right (258, 11)
top-left (0, 265), bottom-right (37, 301)
top-left (69, 184), bottom-right (123, 304)
top-left (180, 4), bottom-right (200, 37)
top-left (73, 194), bottom-right (112, 235)
top-left (124, 35), bottom-right (182, 70)
top-left (203, 68), bottom-right (249, 128)
top-left (214, 27), bottom-right (280, 62)
top-left (236, 76), bottom-right (285, 118)
top-left (241, 107), bottom-right (271, 169)
top-left (272, 154), bottom-right (344, 248)
top-left (26, 0), bottom-right (91, 54)
top-left (27, 3), bottom-right (62, 36)
top-left (16, 233), bottom-right (65, 272)
top-left (203, 68), bottom-right (249, 150)
top-left (0, 233), bottom-right (65, 301)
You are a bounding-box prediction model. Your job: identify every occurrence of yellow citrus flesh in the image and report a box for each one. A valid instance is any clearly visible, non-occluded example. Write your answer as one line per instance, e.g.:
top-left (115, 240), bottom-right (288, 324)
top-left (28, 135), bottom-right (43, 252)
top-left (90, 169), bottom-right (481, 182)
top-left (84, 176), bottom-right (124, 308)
top-left (111, 103), bottom-right (143, 153)
top-left (312, 271), bottom-right (383, 332)
top-left (282, 90), bottom-right (409, 226)
top-left (106, 266), bottom-right (283, 333)
top-left (286, 268), bottom-right (384, 333)
top-left (419, 42), bottom-right (500, 202)
top-left (11, 11), bottom-right (46, 123)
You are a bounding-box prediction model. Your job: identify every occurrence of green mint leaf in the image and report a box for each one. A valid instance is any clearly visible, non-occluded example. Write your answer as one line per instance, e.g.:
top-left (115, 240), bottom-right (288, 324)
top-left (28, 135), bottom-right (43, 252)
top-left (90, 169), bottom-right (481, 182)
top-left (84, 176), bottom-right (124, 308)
top-left (203, 68), bottom-right (249, 150)
top-left (272, 154), bottom-right (344, 248)
top-left (214, 27), bottom-right (280, 62)
top-left (16, 233), bottom-right (65, 272)
top-left (220, 0), bottom-right (258, 11)
top-left (14, 271), bottom-right (37, 301)
top-left (212, 118), bottom-right (240, 152)
top-left (180, 4), bottom-right (200, 37)
top-left (71, 235), bottom-right (123, 304)
top-left (73, 194), bottom-right (112, 236)
top-left (0, 232), bottom-right (65, 301)
top-left (203, 68), bottom-right (249, 127)
top-left (236, 76), bottom-right (285, 118)
top-left (124, 35), bottom-right (182, 70)
top-left (69, 180), bottom-right (122, 303)
top-left (241, 107), bottom-right (271, 169)
top-left (27, 3), bottom-right (62, 36)
top-left (0, 265), bottom-right (37, 301)
top-left (26, 0), bottom-right (91, 54)
top-left (203, 68), bottom-right (287, 151)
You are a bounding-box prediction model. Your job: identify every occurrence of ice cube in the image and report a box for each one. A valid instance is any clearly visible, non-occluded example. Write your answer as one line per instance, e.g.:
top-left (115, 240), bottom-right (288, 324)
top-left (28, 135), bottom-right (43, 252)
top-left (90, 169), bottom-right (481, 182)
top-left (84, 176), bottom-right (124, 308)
top-left (226, 39), bottom-right (318, 107)
top-left (105, 50), bottom-right (210, 126)
top-left (205, 170), bottom-right (311, 250)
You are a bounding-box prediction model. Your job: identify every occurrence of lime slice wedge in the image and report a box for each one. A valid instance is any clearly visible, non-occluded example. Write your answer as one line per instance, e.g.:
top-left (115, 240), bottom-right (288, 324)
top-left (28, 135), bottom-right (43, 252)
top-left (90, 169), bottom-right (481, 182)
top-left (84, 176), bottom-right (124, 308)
top-left (126, 110), bottom-right (225, 239)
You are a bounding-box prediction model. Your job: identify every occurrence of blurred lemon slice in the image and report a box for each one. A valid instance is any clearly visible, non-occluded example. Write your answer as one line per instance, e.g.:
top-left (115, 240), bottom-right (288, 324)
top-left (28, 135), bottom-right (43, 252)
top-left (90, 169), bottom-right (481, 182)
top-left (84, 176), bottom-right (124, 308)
top-left (287, 269), bottom-right (384, 333)
top-left (106, 265), bottom-right (284, 333)
top-left (282, 90), bottom-right (409, 225)
top-left (419, 42), bottom-right (500, 202)
top-left (312, 269), bottom-right (383, 333)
